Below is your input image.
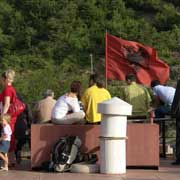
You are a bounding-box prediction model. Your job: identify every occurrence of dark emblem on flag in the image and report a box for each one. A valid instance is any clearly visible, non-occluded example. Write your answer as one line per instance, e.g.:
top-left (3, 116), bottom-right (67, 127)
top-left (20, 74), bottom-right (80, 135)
top-left (124, 46), bottom-right (150, 69)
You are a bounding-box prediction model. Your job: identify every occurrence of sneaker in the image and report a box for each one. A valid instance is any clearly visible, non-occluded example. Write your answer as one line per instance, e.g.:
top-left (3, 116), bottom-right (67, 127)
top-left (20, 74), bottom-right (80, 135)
top-left (0, 167), bottom-right (8, 171)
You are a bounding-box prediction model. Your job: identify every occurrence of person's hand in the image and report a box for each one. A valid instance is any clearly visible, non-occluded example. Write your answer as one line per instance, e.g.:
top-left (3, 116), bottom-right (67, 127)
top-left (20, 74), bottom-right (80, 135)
top-left (147, 107), bottom-right (156, 112)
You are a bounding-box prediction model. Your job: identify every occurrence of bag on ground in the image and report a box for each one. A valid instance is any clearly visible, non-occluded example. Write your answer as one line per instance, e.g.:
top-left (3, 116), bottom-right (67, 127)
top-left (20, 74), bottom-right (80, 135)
top-left (52, 136), bottom-right (82, 172)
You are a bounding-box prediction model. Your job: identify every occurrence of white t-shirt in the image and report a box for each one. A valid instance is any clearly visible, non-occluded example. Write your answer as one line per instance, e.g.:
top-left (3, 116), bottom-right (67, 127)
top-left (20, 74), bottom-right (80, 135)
top-left (1, 124), bottom-right (12, 141)
top-left (153, 85), bottom-right (176, 106)
top-left (51, 94), bottom-right (80, 119)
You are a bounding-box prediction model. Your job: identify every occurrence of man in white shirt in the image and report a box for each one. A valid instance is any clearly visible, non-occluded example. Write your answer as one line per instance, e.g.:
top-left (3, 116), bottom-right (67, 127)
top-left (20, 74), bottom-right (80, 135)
top-left (151, 80), bottom-right (176, 118)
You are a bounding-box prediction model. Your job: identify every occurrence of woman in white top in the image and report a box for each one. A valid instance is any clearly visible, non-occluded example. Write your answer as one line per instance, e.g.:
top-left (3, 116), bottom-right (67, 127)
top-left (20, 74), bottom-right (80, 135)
top-left (51, 81), bottom-right (85, 124)
top-left (0, 114), bottom-right (12, 171)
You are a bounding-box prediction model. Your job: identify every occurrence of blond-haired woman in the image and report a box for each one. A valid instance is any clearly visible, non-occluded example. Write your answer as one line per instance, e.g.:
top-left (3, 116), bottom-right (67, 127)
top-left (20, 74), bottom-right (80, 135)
top-left (0, 69), bottom-right (17, 165)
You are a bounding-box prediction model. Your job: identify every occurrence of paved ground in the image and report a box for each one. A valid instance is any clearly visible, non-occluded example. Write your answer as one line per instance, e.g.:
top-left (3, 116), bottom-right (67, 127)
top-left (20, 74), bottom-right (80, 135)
top-left (0, 158), bottom-right (180, 180)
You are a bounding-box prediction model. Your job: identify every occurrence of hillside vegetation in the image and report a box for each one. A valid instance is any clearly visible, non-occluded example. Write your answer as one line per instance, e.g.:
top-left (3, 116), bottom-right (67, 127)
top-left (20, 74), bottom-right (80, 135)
top-left (0, 0), bottom-right (180, 102)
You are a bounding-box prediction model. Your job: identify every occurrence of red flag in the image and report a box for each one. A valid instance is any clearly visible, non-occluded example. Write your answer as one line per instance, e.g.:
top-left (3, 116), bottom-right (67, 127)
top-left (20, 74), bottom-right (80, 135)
top-left (105, 33), bottom-right (169, 86)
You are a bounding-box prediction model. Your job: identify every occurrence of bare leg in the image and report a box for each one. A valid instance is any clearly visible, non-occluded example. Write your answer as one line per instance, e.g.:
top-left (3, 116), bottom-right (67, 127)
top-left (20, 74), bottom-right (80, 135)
top-left (0, 152), bottom-right (6, 167)
top-left (4, 154), bottom-right (8, 169)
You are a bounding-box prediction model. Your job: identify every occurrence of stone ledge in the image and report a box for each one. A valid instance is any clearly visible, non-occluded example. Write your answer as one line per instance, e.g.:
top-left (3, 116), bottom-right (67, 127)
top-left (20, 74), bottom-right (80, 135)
top-left (31, 123), bottom-right (159, 168)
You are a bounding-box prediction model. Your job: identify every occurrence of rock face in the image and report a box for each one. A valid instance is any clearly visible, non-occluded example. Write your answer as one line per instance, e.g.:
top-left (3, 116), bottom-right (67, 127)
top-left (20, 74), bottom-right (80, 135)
top-left (170, 65), bottom-right (180, 81)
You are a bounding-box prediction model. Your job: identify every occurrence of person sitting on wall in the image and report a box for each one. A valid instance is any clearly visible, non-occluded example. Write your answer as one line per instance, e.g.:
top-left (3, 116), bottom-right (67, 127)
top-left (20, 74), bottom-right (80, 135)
top-left (33, 89), bottom-right (56, 124)
top-left (51, 81), bottom-right (85, 124)
top-left (81, 73), bottom-right (111, 124)
top-left (122, 73), bottom-right (152, 118)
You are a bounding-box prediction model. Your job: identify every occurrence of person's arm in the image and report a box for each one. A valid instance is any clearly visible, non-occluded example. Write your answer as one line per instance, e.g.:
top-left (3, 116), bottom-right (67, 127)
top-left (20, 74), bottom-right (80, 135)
top-left (32, 102), bottom-right (40, 123)
top-left (1, 134), bottom-right (7, 140)
top-left (144, 88), bottom-right (152, 110)
top-left (2, 96), bottom-right (10, 115)
top-left (68, 98), bottom-right (80, 112)
top-left (0, 131), bottom-right (7, 141)
top-left (153, 95), bottom-right (160, 108)
top-left (81, 92), bottom-right (88, 111)
top-left (121, 86), bottom-right (129, 102)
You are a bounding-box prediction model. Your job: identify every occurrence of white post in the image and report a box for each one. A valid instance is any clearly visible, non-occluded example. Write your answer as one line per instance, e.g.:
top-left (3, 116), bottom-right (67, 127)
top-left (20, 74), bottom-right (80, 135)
top-left (98, 97), bottom-right (132, 174)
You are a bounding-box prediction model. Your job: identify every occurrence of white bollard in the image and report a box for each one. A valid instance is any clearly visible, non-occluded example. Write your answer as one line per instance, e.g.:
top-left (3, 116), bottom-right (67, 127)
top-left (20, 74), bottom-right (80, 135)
top-left (98, 97), bottom-right (132, 174)
top-left (100, 138), bottom-right (126, 174)
top-left (101, 115), bottom-right (127, 137)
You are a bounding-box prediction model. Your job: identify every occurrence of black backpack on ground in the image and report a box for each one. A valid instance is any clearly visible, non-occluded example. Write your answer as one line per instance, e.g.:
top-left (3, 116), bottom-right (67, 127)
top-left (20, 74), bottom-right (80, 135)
top-left (51, 136), bottom-right (82, 172)
top-left (32, 136), bottom-right (82, 172)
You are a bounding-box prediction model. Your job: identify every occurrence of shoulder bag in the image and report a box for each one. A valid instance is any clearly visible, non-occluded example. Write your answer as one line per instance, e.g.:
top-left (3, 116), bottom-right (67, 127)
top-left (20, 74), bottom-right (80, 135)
top-left (8, 96), bottom-right (26, 117)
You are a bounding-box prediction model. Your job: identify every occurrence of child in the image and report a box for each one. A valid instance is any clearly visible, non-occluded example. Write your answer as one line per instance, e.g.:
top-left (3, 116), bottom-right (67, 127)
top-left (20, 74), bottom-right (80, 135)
top-left (0, 114), bottom-right (12, 171)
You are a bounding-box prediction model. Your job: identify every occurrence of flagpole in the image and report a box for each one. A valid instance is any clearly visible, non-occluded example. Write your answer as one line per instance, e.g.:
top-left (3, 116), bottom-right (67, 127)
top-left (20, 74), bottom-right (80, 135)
top-left (105, 30), bottom-right (108, 89)
top-left (90, 53), bottom-right (93, 74)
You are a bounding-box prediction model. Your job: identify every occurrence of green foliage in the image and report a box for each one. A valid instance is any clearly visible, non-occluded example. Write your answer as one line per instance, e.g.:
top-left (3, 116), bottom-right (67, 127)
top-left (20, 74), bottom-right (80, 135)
top-left (1, 54), bottom-right (51, 70)
top-left (0, 0), bottom-right (180, 103)
top-left (125, 0), bottom-right (162, 11)
top-left (107, 80), bottom-right (126, 99)
top-left (14, 65), bottom-right (89, 103)
top-left (155, 3), bottom-right (180, 30)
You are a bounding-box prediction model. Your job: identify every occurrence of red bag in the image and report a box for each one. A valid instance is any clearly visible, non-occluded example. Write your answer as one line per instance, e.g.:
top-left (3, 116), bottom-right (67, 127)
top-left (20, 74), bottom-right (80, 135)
top-left (8, 97), bottom-right (26, 117)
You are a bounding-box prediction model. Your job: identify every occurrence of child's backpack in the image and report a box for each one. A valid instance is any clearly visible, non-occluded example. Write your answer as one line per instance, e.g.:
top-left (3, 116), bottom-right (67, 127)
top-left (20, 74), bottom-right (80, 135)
top-left (51, 136), bottom-right (82, 172)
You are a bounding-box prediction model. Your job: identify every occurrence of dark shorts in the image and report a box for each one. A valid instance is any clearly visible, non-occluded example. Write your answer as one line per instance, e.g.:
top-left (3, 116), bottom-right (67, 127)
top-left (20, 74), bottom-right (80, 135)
top-left (0, 140), bottom-right (10, 153)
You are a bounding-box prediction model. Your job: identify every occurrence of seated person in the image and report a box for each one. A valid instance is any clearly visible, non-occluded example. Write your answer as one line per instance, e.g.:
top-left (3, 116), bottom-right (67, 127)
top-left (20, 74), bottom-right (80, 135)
top-left (151, 80), bottom-right (176, 118)
top-left (33, 89), bottom-right (56, 123)
top-left (122, 74), bottom-right (152, 118)
top-left (81, 73), bottom-right (111, 124)
top-left (51, 81), bottom-right (85, 124)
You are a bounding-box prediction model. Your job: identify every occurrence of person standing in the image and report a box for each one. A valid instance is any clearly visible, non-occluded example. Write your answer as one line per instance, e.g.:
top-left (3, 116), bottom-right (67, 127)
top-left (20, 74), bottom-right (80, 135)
top-left (151, 80), bottom-right (175, 118)
top-left (33, 89), bottom-right (56, 123)
top-left (0, 69), bottom-right (17, 165)
top-left (14, 94), bottom-right (32, 164)
top-left (171, 80), bottom-right (180, 165)
top-left (81, 74), bottom-right (111, 124)
top-left (0, 114), bottom-right (12, 171)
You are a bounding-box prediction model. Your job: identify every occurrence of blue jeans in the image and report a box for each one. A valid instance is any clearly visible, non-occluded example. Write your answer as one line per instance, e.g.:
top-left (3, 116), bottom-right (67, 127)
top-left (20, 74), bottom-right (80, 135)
top-left (155, 105), bottom-right (171, 118)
